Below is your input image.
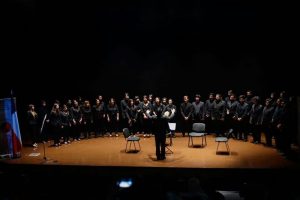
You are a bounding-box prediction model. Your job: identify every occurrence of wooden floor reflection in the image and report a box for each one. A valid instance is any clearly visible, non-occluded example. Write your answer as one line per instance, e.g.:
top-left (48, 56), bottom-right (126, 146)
top-left (3, 133), bottom-right (298, 168)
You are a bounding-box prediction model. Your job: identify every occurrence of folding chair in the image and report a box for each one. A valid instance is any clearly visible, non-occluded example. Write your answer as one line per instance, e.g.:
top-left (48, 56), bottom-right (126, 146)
top-left (215, 130), bottom-right (231, 154)
top-left (123, 128), bottom-right (141, 152)
top-left (188, 123), bottom-right (207, 147)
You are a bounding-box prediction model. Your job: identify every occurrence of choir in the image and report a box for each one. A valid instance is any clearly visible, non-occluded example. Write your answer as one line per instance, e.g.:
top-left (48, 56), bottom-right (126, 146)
top-left (27, 90), bottom-right (293, 157)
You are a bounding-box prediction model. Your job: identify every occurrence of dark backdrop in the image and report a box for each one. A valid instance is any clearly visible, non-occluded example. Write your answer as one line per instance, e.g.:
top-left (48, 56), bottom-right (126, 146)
top-left (2, 0), bottom-right (296, 105)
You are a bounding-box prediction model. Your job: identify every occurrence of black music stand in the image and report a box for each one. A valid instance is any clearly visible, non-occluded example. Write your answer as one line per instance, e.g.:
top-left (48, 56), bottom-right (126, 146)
top-left (40, 114), bottom-right (57, 164)
top-left (165, 123), bottom-right (175, 154)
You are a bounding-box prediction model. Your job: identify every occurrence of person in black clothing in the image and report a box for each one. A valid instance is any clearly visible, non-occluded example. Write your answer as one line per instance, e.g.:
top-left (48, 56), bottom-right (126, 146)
top-left (279, 91), bottom-right (288, 103)
top-left (78, 96), bottom-right (83, 108)
top-left (134, 96), bottom-right (143, 134)
top-left (60, 104), bottom-right (72, 144)
top-left (81, 100), bottom-right (93, 139)
top-left (27, 104), bottom-right (39, 148)
top-left (162, 97), bottom-right (168, 109)
top-left (192, 94), bottom-right (204, 123)
top-left (141, 95), bottom-right (152, 137)
top-left (164, 98), bottom-right (177, 137)
top-left (98, 95), bottom-right (105, 104)
top-left (204, 93), bottom-right (215, 134)
top-left (152, 97), bottom-right (168, 160)
top-left (66, 99), bottom-right (72, 109)
top-left (148, 94), bottom-right (154, 106)
top-left (260, 98), bottom-right (275, 147)
top-left (98, 95), bottom-right (106, 133)
top-left (234, 95), bottom-right (249, 141)
top-left (245, 90), bottom-right (254, 115)
top-left (224, 90), bottom-right (234, 103)
top-left (286, 96), bottom-right (297, 153)
top-left (249, 96), bottom-right (263, 144)
top-left (272, 98), bottom-right (289, 154)
top-left (225, 94), bottom-right (238, 136)
top-left (245, 90), bottom-right (254, 105)
top-left (49, 103), bottom-right (62, 147)
top-left (70, 100), bottom-right (82, 141)
top-left (107, 98), bottom-right (120, 137)
top-left (93, 98), bottom-right (106, 137)
top-left (164, 99), bottom-right (176, 122)
top-left (37, 100), bottom-right (49, 142)
top-left (120, 93), bottom-right (130, 130)
top-left (54, 99), bottom-right (60, 104)
top-left (212, 94), bottom-right (226, 136)
top-left (161, 96), bottom-right (168, 136)
top-left (269, 92), bottom-right (277, 107)
top-left (125, 99), bottom-right (138, 134)
top-left (245, 90), bottom-right (254, 137)
top-left (180, 96), bottom-right (193, 137)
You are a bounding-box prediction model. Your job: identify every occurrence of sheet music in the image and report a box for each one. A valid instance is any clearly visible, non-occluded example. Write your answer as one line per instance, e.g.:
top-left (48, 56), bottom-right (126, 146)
top-left (168, 123), bottom-right (176, 131)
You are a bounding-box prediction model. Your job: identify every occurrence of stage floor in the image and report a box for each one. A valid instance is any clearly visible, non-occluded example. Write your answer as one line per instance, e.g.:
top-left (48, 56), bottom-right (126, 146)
top-left (3, 133), bottom-right (299, 168)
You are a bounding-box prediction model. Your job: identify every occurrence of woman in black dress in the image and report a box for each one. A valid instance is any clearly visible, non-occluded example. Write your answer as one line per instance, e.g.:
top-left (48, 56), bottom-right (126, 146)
top-left (49, 103), bottom-right (62, 147)
top-left (27, 104), bottom-right (39, 147)
top-left (106, 98), bottom-right (120, 137)
top-left (81, 100), bottom-right (93, 139)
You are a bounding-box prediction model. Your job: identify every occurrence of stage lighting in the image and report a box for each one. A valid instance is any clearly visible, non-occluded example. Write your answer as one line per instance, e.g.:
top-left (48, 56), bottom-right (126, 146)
top-left (117, 178), bottom-right (133, 188)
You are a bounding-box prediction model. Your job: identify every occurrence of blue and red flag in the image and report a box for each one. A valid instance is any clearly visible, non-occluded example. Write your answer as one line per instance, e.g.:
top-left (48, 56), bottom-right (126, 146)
top-left (0, 97), bottom-right (22, 159)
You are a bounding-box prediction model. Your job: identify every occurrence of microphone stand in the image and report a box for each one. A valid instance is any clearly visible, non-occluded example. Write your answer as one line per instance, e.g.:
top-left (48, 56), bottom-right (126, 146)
top-left (40, 114), bottom-right (57, 164)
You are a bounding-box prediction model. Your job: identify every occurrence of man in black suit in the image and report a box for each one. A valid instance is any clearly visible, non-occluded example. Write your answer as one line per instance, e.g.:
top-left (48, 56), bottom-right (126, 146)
top-left (204, 93), bottom-right (215, 134)
top-left (272, 98), bottom-right (289, 155)
top-left (180, 96), bottom-right (193, 137)
top-left (225, 94), bottom-right (238, 136)
top-left (234, 95), bottom-right (249, 141)
top-left (192, 94), bottom-right (205, 123)
top-left (249, 96), bottom-right (263, 144)
top-left (260, 98), bottom-right (275, 146)
top-left (212, 94), bottom-right (225, 136)
top-left (120, 93), bottom-right (130, 130)
top-left (152, 97), bottom-right (168, 160)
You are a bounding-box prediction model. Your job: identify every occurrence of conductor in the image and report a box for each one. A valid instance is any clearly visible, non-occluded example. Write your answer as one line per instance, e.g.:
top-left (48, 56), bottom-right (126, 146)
top-left (152, 97), bottom-right (168, 160)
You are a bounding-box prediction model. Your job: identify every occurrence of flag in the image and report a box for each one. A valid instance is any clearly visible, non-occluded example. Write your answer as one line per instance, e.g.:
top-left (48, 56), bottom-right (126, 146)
top-left (0, 97), bottom-right (22, 159)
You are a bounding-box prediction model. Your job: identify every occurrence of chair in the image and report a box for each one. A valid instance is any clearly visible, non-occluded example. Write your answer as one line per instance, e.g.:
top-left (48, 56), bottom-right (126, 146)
top-left (188, 123), bottom-right (207, 147)
top-left (123, 128), bottom-right (141, 153)
top-left (215, 130), bottom-right (231, 154)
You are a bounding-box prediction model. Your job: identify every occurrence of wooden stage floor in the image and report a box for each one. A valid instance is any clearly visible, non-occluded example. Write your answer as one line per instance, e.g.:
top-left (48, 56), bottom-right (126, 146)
top-left (3, 133), bottom-right (299, 168)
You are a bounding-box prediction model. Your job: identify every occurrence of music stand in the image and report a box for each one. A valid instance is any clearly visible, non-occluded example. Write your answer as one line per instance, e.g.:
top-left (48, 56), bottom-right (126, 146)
top-left (166, 123), bottom-right (176, 154)
top-left (227, 128), bottom-right (235, 139)
top-left (40, 114), bottom-right (57, 164)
